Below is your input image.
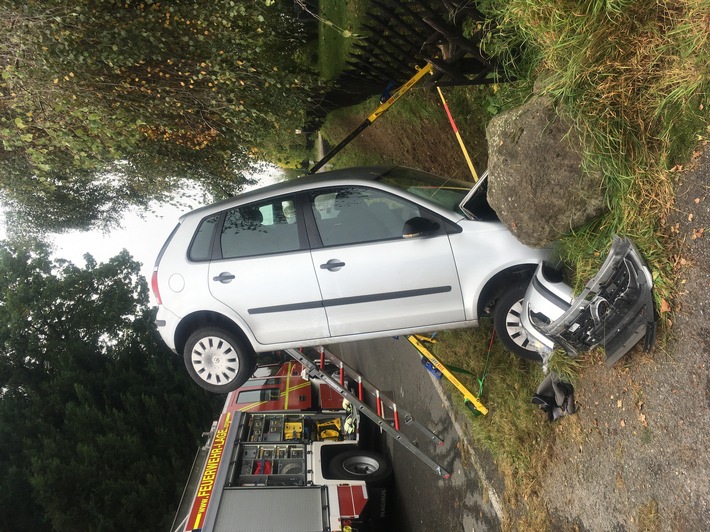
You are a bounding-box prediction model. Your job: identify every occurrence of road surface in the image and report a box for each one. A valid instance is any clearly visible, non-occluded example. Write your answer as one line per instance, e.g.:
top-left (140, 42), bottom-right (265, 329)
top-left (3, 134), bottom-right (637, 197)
top-left (329, 337), bottom-right (502, 531)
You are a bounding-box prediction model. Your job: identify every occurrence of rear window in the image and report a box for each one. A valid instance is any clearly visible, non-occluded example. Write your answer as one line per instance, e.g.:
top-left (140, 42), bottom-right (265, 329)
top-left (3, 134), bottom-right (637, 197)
top-left (220, 197), bottom-right (300, 259)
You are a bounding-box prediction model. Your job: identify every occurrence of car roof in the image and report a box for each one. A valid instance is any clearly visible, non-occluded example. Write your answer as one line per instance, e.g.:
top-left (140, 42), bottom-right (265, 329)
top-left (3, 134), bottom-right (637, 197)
top-left (183, 166), bottom-right (394, 219)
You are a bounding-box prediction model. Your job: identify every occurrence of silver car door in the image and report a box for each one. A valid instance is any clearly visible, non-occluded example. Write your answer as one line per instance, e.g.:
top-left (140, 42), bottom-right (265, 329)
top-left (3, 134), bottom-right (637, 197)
top-left (309, 186), bottom-right (465, 337)
top-left (208, 196), bottom-right (329, 346)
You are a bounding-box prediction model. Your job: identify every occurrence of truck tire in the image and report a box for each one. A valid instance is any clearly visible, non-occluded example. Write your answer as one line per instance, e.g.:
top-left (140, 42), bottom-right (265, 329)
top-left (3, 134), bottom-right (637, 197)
top-left (329, 450), bottom-right (392, 485)
top-left (493, 281), bottom-right (543, 362)
top-left (183, 327), bottom-right (257, 393)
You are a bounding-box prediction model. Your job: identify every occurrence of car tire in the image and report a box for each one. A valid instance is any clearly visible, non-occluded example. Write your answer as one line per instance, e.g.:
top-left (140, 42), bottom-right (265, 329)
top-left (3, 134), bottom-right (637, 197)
top-left (494, 281), bottom-right (543, 362)
top-left (183, 327), bottom-right (257, 393)
top-left (329, 450), bottom-right (392, 485)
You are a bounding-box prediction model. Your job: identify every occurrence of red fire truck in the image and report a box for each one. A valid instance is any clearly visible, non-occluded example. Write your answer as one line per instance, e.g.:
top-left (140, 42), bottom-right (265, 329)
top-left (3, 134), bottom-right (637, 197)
top-left (226, 357), bottom-right (346, 413)
top-left (171, 356), bottom-right (392, 532)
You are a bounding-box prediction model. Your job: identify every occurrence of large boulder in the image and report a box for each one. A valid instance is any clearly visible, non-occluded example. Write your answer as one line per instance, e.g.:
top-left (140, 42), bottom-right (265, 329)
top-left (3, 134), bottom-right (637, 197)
top-left (486, 94), bottom-right (607, 247)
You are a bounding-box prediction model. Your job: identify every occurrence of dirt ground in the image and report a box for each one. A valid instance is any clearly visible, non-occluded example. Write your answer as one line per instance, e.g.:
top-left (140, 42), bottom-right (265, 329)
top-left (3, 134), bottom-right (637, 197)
top-left (539, 147), bottom-right (709, 532)
top-left (323, 99), bottom-right (709, 531)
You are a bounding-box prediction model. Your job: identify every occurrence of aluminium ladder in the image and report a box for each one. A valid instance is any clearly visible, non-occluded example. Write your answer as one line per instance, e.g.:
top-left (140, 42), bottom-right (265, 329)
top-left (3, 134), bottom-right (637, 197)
top-left (284, 346), bottom-right (451, 478)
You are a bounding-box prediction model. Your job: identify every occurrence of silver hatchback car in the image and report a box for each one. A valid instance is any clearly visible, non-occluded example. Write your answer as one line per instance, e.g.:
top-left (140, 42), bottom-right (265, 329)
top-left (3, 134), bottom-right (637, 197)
top-left (152, 166), bottom-right (551, 393)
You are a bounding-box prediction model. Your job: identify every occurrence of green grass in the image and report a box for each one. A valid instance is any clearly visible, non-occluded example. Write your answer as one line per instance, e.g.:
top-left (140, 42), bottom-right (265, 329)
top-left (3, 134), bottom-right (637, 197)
top-left (319, 85), bottom-right (493, 174)
top-left (317, 0), bottom-right (369, 80)
top-left (433, 325), bottom-right (550, 471)
top-left (431, 325), bottom-right (554, 527)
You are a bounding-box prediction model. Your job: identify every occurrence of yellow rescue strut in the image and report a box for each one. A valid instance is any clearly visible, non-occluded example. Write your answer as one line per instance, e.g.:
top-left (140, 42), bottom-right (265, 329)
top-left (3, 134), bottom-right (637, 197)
top-left (309, 63), bottom-right (434, 174)
top-left (407, 335), bottom-right (488, 416)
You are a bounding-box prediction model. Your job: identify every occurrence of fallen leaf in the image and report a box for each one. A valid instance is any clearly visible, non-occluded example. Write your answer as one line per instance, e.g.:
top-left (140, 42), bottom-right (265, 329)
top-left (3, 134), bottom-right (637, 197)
top-left (660, 299), bottom-right (671, 313)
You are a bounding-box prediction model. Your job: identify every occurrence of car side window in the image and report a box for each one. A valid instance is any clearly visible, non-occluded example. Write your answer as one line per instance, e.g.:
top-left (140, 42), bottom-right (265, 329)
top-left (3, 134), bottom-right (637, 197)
top-left (220, 197), bottom-right (300, 259)
top-left (189, 214), bottom-right (219, 261)
top-left (310, 186), bottom-right (421, 246)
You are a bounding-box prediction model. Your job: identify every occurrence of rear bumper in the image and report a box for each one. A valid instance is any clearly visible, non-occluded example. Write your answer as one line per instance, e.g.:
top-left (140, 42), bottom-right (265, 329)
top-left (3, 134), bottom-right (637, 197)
top-left (155, 306), bottom-right (181, 353)
top-left (521, 236), bottom-right (656, 365)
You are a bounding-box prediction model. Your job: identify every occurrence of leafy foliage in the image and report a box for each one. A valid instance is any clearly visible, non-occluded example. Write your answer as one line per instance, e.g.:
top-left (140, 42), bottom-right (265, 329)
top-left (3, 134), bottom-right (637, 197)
top-left (0, 240), bottom-right (216, 531)
top-left (0, 0), bottom-right (319, 232)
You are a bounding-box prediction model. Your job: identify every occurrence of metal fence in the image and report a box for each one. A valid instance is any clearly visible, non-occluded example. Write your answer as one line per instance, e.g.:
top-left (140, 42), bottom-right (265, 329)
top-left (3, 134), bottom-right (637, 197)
top-left (307, 0), bottom-right (505, 125)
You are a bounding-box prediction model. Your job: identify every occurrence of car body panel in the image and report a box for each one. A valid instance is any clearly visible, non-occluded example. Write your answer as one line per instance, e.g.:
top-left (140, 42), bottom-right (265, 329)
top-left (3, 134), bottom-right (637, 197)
top-left (311, 235), bottom-right (466, 336)
top-left (208, 250), bottom-right (329, 345)
top-left (521, 236), bottom-right (656, 364)
top-left (458, 170), bottom-right (498, 222)
top-left (448, 221), bottom-right (550, 320)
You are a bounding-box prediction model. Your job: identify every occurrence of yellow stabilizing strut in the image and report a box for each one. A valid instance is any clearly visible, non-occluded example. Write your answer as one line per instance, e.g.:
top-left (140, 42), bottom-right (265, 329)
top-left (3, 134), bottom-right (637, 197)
top-left (407, 335), bottom-right (488, 415)
top-left (435, 86), bottom-right (478, 182)
top-left (309, 63), bottom-right (434, 174)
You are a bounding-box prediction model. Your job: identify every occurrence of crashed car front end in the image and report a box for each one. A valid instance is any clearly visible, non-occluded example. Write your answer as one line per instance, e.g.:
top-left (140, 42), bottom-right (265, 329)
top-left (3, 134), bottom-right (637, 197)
top-left (521, 236), bottom-right (657, 365)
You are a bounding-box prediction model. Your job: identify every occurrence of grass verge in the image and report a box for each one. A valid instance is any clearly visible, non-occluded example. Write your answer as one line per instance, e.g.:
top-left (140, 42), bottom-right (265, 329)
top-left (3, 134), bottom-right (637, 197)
top-left (431, 325), bottom-right (554, 527)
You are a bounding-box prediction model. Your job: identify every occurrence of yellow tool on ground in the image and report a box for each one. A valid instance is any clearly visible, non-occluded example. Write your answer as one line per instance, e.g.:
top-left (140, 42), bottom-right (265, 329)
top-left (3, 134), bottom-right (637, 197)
top-left (407, 335), bottom-right (488, 416)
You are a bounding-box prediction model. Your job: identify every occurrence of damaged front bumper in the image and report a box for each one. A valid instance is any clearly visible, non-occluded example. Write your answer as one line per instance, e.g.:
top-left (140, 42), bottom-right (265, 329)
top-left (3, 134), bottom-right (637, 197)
top-left (521, 236), bottom-right (657, 365)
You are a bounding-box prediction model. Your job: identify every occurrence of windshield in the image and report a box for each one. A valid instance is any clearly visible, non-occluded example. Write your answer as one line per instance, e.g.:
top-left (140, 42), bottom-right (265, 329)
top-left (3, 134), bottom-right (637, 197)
top-left (377, 167), bottom-right (473, 214)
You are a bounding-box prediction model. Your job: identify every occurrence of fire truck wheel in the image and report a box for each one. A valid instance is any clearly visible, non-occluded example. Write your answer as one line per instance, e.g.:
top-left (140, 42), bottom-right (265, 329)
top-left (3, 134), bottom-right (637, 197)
top-left (329, 450), bottom-right (392, 485)
top-left (184, 327), bottom-right (257, 393)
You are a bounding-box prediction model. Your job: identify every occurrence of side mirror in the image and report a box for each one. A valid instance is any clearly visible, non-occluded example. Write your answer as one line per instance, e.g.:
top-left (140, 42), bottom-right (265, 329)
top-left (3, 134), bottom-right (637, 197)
top-left (402, 217), bottom-right (440, 239)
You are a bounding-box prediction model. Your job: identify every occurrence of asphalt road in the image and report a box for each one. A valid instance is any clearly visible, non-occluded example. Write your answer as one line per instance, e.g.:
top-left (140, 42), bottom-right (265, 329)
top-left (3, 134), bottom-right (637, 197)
top-left (328, 337), bottom-right (502, 532)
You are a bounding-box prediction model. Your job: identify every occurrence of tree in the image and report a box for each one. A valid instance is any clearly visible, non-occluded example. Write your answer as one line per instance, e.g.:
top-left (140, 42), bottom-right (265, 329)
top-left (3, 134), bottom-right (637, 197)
top-left (0, 240), bottom-right (217, 531)
top-left (0, 1), bottom-right (318, 232)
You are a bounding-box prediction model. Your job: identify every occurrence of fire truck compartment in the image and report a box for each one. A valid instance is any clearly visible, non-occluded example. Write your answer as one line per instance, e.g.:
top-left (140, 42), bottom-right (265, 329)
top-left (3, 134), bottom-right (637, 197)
top-left (212, 486), bottom-right (328, 532)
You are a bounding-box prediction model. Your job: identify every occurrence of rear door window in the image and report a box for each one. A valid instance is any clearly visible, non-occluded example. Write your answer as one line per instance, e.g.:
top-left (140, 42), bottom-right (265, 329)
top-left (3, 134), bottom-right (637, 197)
top-left (220, 197), bottom-right (301, 259)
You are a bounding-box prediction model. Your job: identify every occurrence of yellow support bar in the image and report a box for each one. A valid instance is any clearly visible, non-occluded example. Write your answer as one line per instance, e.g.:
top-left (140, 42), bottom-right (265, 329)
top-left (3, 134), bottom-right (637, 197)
top-left (407, 335), bottom-right (488, 416)
top-left (309, 63), bottom-right (434, 174)
top-left (366, 63), bottom-right (435, 122)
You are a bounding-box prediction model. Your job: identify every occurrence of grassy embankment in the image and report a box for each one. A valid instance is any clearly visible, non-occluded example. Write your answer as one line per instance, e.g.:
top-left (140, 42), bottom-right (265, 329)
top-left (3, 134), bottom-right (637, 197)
top-left (315, 0), bottom-right (708, 527)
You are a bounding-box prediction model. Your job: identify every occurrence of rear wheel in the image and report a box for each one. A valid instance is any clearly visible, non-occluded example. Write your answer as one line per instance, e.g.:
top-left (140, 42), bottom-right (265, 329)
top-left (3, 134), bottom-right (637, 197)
top-left (329, 450), bottom-right (392, 484)
top-left (493, 281), bottom-right (543, 362)
top-left (183, 327), bottom-right (256, 393)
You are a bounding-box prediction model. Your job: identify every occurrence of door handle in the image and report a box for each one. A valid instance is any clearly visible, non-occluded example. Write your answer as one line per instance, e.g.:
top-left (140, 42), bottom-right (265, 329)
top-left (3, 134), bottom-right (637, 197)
top-left (213, 272), bottom-right (236, 283)
top-left (320, 259), bottom-right (345, 272)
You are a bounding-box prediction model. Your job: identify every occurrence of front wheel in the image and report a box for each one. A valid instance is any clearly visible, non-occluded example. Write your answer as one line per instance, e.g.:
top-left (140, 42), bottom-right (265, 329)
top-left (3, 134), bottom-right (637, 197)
top-left (183, 327), bottom-right (256, 393)
top-left (329, 450), bottom-right (392, 484)
top-left (493, 281), bottom-right (543, 362)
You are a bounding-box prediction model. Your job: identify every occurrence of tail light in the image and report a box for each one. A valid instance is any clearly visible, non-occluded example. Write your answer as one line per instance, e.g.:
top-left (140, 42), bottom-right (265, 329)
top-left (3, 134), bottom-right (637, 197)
top-left (151, 267), bottom-right (162, 305)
